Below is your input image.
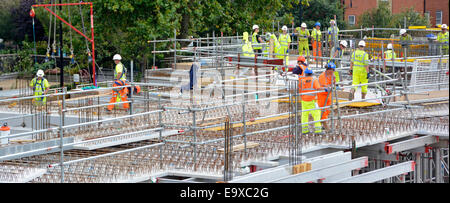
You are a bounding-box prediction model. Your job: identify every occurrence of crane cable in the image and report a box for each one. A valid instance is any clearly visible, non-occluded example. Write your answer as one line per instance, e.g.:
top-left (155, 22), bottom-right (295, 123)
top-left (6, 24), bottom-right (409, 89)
top-left (45, 0), bottom-right (54, 62)
top-left (67, 0), bottom-right (75, 64)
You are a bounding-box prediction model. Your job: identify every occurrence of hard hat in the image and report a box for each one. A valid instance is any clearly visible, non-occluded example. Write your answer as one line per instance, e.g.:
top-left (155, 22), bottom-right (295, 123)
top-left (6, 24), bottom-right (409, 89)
top-left (297, 56), bottom-right (306, 63)
top-left (36, 69), bottom-right (44, 77)
top-left (266, 32), bottom-right (272, 39)
top-left (282, 26), bottom-right (288, 31)
top-left (113, 54), bottom-right (122, 61)
top-left (387, 43), bottom-right (393, 50)
top-left (326, 62), bottom-right (336, 70)
top-left (330, 19), bottom-right (336, 24)
top-left (253, 25), bottom-right (259, 30)
top-left (301, 23), bottom-right (307, 28)
top-left (400, 29), bottom-right (407, 35)
top-left (314, 22), bottom-right (321, 27)
top-left (358, 40), bottom-right (366, 47)
top-left (442, 24), bottom-right (448, 29)
top-left (304, 67), bottom-right (313, 74)
top-left (340, 40), bottom-right (348, 48)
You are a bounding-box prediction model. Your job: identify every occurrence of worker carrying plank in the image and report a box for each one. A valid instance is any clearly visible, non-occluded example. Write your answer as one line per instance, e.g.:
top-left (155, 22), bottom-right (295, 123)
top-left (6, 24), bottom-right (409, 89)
top-left (299, 67), bottom-right (325, 134)
top-left (318, 62), bottom-right (336, 131)
top-left (29, 69), bottom-right (50, 108)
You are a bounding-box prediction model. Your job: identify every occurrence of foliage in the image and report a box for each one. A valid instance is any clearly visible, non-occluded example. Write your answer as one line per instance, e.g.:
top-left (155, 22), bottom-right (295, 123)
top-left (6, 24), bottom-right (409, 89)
top-left (392, 8), bottom-right (431, 28)
top-left (358, 3), bottom-right (430, 29)
top-left (285, 0), bottom-right (347, 30)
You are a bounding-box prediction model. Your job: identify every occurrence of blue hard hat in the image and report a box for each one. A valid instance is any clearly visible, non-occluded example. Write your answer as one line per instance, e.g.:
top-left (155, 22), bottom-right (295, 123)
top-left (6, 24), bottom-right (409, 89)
top-left (327, 62), bottom-right (336, 70)
top-left (304, 67), bottom-right (313, 74)
top-left (314, 22), bottom-right (321, 27)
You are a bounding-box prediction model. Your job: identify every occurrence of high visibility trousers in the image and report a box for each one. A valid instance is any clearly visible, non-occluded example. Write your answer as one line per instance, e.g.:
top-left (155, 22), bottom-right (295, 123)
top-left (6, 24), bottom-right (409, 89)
top-left (318, 93), bottom-right (332, 120)
top-left (33, 94), bottom-right (47, 106)
top-left (298, 41), bottom-right (309, 56)
top-left (108, 88), bottom-right (129, 111)
top-left (312, 40), bottom-right (322, 60)
top-left (352, 68), bottom-right (368, 94)
top-left (301, 100), bottom-right (322, 133)
top-left (280, 46), bottom-right (290, 66)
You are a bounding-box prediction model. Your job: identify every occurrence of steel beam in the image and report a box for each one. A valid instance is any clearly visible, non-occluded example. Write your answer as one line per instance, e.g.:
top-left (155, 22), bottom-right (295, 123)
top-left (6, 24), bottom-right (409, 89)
top-left (386, 136), bottom-right (439, 154)
top-left (230, 151), bottom-right (350, 183)
top-left (269, 157), bottom-right (368, 183)
top-left (332, 161), bottom-right (415, 183)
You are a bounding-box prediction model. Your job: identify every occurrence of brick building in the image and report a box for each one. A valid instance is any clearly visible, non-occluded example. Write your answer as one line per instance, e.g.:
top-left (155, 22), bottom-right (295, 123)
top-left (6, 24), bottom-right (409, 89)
top-left (341, 0), bottom-right (449, 27)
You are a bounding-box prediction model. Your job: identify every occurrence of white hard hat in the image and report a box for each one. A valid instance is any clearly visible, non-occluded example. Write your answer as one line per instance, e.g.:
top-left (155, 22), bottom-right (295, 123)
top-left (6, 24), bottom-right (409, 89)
top-left (266, 32), bottom-right (272, 38)
top-left (340, 40), bottom-right (348, 48)
top-left (442, 24), bottom-right (448, 29)
top-left (113, 54), bottom-right (122, 61)
top-left (253, 25), bottom-right (259, 30)
top-left (282, 26), bottom-right (288, 31)
top-left (330, 20), bottom-right (336, 24)
top-left (400, 29), bottom-right (407, 35)
top-left (387, 43), bottom-right (393, 50)
top-left (36, 69), bottom-right (44, 77)
top-left (301, 23), bottom-right (307, 28)
top-left (358, 40), bottom-right (366, 47)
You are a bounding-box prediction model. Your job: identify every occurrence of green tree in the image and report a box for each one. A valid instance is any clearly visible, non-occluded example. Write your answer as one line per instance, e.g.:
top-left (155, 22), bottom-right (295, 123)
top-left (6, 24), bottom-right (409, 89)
top-left (285, 0), bottom-right (346, 30)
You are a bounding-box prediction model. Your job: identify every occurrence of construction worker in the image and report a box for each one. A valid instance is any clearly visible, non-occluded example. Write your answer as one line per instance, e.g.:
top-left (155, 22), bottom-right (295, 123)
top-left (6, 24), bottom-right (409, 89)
top-left (349, 40), bottom-right (370, 101)
top-left (108, 54), bottom-right (129, 111)
top-left (399, 29), bottom-right (412, 56)
top-left (113, 54), bottom-right (126, 81)
top-left (252, 25), bottom-right (264, 56)
top-left (242, 32), bottom-right (255, 57)
top-left (299, 67), bottom-right (324, 134)
top-left (329, 40), bottom-right (347, 85)
top-left (385, 43), bottom-right (397, 60)
top-left (297, 23), bottom-right (310, 56)
top-left (279, 26), bottom-right (291, 65)
top-left (437, 24), bottom-right (449, 55)
top-left (29, 69), bottom-right (50, 107)
top-left (293, 56), bottom-right (307, 77)
top-left (328, 20), bottom-right (339, 49)
top-left (311, 22), bottom-right (322, 61)
top-left (318, 62), bottom-right (336, 130)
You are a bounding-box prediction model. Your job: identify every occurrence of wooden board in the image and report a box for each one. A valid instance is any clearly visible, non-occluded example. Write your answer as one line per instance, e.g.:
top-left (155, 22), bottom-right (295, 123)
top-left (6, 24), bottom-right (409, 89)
top-left (217, 142), bottom-right (260, 153)
top-left (395, 89), bottom-right (449, 102)
top-left (204, 114), bottom-right (291, 131)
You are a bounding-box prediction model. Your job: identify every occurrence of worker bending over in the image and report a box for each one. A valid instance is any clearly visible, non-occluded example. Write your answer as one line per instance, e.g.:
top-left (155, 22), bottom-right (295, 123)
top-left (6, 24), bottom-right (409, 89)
top-left (311, 22), bottom-right (322, 61)
top-left (30, 69), bottom-right (50, 107)
top-left (279, 26), bottom-right (291, 65)
top-left (318, 62), bottom-right (336, 130)
top-left (349, 40), bottom-right (370, 101)
top-left (437, 24), bottom-right (449, 55)
top-left (242, 32), bottom-right (255, 57)
top-left (299, 67), bottom-right (324, 134)
top-left (329, 40), bottom-right (348, 85)
top-left (108, 54), bottom-right (129, 111)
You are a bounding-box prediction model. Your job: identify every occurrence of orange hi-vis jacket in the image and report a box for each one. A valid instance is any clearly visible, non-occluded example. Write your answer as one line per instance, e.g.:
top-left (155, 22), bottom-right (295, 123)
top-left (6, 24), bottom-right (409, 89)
top-left (298, 64), bottom-right (307, 78)
top-left (299, 76), bottom-right (321, 101)
top-left (318, 72), bottom-right (335, 96)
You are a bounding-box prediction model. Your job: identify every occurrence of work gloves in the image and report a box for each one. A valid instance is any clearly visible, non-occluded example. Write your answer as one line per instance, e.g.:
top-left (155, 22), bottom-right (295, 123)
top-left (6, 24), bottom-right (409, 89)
top-left (349, 69), bottom-right (353, 75)
top-left (367, 73), bottom-right (371, 79)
